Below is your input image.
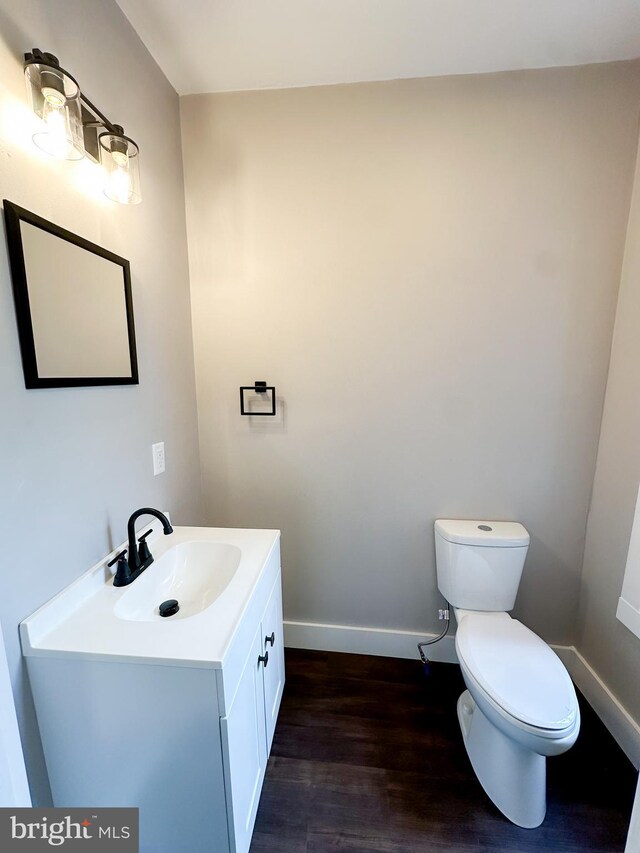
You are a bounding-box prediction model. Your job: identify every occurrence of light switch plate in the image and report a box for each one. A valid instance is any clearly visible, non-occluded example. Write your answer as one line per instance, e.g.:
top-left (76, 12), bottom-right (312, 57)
top-left (152, 442), bottom-right (165, 476)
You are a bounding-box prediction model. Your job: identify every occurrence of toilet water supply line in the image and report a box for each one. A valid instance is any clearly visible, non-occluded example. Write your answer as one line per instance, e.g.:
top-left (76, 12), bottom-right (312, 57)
top-left (417, 604), bottom-right (450, 669)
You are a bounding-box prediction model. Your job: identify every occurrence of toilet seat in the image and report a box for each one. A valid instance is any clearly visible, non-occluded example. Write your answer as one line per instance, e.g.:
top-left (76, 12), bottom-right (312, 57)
top-left (455, 613), bottom-right (578, 733)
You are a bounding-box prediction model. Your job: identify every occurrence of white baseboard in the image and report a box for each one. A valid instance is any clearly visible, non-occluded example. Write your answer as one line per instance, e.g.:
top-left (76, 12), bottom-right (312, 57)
top-left (284, 620), bottom-right (458, 663)
top-left (284, 620), bottom-right (640, 769)
top-left (626, 778), bottom-right (640, 853)
top-left (563, 646), bottom-right (640, 770)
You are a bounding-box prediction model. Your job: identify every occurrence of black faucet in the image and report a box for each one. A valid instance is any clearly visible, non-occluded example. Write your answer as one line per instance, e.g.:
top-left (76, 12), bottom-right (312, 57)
top-left (108, 507), bottom-right (174, 587)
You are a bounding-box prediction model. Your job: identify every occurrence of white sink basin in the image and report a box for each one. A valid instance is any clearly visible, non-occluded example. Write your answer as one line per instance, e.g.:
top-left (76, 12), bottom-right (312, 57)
top-left (113, 541), bottom-right (242, 622)
top-left (20, 523), bottom-right (281, 668)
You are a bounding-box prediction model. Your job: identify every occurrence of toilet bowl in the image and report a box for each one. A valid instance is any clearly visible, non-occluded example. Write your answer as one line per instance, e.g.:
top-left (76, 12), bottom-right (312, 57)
top-left (434, 519), bottom-right (581, 829)
top-left (454, 609), bottom-right (579, 827)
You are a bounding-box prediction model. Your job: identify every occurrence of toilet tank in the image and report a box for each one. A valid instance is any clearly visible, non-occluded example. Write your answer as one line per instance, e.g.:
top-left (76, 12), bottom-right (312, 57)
top-left (434, 519), bottom-right (530, 611)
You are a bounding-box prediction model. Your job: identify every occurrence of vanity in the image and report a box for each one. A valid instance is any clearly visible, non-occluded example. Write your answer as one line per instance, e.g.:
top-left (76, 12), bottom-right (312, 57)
top-left (21, 522), bottom-right (284, 853)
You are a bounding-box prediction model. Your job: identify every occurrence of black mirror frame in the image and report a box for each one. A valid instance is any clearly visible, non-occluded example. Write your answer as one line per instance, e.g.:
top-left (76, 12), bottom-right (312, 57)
top-left (3, 199), bottom-right (139, 389)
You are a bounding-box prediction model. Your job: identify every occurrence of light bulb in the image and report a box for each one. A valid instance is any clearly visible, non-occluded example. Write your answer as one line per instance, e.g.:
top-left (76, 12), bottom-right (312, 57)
top-left (41, 86), bottom-right (65, 108)
top-left (39, 97), bottom-right (71, 159)
top-left (107, 163), bottom-right (131, 205)
top-left (111, 149), bottom-right (128, 168)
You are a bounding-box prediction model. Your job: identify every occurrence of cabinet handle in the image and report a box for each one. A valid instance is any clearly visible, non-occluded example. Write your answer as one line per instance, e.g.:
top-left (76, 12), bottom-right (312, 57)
top-left (265, 632), bottom-right (275, 647)
top-left (258, 651), bottom-right (269, 667)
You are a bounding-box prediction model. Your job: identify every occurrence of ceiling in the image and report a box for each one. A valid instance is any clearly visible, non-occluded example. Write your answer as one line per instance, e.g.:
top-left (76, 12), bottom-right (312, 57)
top-left (115, 0), bottom-right (640, 95)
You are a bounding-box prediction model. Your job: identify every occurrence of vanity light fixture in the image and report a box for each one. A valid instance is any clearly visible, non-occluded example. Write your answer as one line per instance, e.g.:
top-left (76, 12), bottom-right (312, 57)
top-left (24, 51), bottom-right (84, 160)
top-left (24, 49), bottom-right (142, 204)
top-left (99, 127), bottom-right (141, 206)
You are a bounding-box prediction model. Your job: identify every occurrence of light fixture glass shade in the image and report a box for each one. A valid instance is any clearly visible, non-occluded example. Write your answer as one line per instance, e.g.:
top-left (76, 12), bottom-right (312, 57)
top-left (25, 61), bottom-right (84, 160)
top-left (99, 131), bottom-right (141, 205)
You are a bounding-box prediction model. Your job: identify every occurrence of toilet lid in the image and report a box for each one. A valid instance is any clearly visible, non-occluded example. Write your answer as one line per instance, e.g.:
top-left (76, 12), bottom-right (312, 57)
top-left (455, 615), bottom-right (577, 730)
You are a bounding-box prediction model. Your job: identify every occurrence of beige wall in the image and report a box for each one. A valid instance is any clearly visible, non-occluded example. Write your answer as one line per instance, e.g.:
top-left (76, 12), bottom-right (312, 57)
top-left (0, 0), bottom-right (202, 802)
top-left (181, 62), bottom-right (640, 647)
top-left (576, 142), bottom-right (640, 722)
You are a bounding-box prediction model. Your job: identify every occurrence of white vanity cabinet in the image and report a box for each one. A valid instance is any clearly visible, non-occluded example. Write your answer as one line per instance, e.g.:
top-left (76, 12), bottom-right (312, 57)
top-left (221, 576), bottom-right (285, 853)
top-left (261, 579), bottom-right (286, 750)
top-left (21, 526), bottom-right (284, 853)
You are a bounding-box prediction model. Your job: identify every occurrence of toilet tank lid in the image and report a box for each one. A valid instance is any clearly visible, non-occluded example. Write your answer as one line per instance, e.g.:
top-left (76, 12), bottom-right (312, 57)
top-left (434, 519), bottom-right (530, 547)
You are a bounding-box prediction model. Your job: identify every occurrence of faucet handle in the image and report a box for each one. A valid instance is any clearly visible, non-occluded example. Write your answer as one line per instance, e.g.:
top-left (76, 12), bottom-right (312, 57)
top-left (107, 549), bottom-right (127, 568)
top-left (138, 529), bottom-right (154, 563)
top-left (108, 550), bottom-right (133, 587)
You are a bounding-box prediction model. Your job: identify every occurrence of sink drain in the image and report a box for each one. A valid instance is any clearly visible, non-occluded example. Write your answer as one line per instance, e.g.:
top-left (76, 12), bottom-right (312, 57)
top-left (159, 599), bottom-right (179, 617)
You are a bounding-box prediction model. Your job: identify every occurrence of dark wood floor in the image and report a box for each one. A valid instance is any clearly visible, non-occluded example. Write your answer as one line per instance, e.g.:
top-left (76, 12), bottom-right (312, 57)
top-left (250, 649), bottom-right (637, 853)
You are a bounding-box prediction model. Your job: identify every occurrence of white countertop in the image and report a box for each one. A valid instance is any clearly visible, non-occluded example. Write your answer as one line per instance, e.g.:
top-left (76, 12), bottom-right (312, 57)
top-left (20, 524), bottom-right (280, 669)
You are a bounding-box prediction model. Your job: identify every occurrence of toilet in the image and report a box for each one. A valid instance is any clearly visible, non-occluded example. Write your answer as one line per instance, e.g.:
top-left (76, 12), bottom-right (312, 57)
top-left (434, 518), bottom-right (580, 829)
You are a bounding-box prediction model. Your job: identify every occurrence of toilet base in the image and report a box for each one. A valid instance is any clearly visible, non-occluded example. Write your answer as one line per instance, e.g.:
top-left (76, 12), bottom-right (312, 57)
top-left (457, 690), bottom-right (546, 829)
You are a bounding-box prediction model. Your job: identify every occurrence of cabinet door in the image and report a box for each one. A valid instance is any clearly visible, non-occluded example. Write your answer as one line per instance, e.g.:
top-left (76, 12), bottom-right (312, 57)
top-left (221, 625), bottom-right (268, 853)
top-left (261, 575), bottom-right (285, 752)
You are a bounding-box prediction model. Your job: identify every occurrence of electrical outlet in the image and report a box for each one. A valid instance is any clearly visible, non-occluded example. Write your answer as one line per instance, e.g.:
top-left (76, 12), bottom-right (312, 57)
top-left (152, 442), bottom-right (165, 476)
top-left (438, 609), bottom-right (450, 621)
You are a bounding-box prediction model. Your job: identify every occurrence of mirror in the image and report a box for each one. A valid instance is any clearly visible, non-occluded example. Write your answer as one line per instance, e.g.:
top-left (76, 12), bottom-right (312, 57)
top-left (3, 200), bottom-right (138, 388)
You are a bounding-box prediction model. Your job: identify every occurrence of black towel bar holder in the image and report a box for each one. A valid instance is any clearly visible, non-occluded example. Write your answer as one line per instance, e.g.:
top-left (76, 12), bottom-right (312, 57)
top-left (240, 381), bottom-right (276, 416)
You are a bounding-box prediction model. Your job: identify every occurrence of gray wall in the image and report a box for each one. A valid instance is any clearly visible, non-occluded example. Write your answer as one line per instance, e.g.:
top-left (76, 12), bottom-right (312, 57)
top-left (0, 0), bottom-right (202, 803)
top-left (181, 63), bottom-right (640, 648)
top-left (576, 144), bottom-right (640, 723)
